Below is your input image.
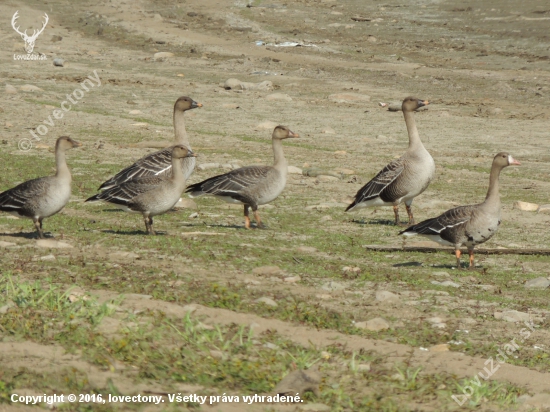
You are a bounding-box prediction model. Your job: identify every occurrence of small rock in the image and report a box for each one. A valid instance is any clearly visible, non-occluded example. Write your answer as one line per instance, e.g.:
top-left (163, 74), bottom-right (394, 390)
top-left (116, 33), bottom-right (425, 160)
top-left (321, 127), bottom-right (335, 134)
top-left (334, 150), bottom-right (347, 156)
top-left (129, 109), bottom-right (142, 115)
top-left (0, 303), bottom-right (14, 314)
top-left (252, 266), bottom-right (283, 276)
top-left (375, 290), bottom-right (399, 303)
top-left (51, 35), bottom-right (63, 42)
top-left (427, 316), bottom-right (445, 324)
top-left (320, 215), bottom-right (332, 222)
top-left (356, 317), bottom-right (390, 331)
top-left (429, 344), bottom-right (450, 352)
top-left (53, 58), bottom-right (64, 67)
top-left (284, 276), bottom-right (301, 283)
top-left (20, 84), bottom-right (43, 92)
top-left (153, 52), bottom-right (174, 61)
top-left (174, 198), bottom-right (198, 210)
top-left (514, 201), bottom-right (539, 212)
top-left (329, 93), bottom-right (371, 103)
top-left (197, 163), bottom-right (220, 171)
top-left (274, 369), bottom-right (320, 397)
top-left (356, 363), bottom-right (371, 372)
top-left (431, 280), bottom-right (460, 288)
top-left (538, 204), bottom-right (550, 214)
top-left (209, 350), bottom-right (225, 359)
top-left (153, 13), bottom-right (163, 21)
top-left (255, 120), bottom-right (279, 130)
top-left (367, 35), bottom-right (377, 43)
top-left (297, 246), bottom-right (317, 253)
top-left (524, 277), bottom-right (550, 289)
top-left (342, 266), bottom-right (361, 275)
top-left (432, 271), bottom-right (450, 278)
top-left (40, 254), bottom-right (56, 261)
top-left (296, 404), bottom-right (330, 412)
top-left (36, 239), bottom-right (73, 249)
top-left (266, 93), bottom-right (292, 102)
top-left (0, 241), bottom-right (16, 247)
top-left (188, 212), bottom-right (199, 219)
top-left (494, 310), bottom-right (531, 323)
top-left (254, 81), bottom-right (274, 91)
top-left (288, 165), bottom-right (302, 174)
top-left (5, 84), bottom-right (17, 94)
top-left (321, 281), bottom-right (346, 291)
top-left (224, 78), bottom-right (242, 89)
top-left (255, 297), bottom-right (278, 307)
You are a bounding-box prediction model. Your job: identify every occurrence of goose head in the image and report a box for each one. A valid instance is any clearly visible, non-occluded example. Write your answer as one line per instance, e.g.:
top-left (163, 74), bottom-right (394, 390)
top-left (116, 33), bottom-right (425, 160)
top-left (402, 96), bottom-right (429, 112)
top-left (174, 96), bottom-right (203, 112)
top-left (272, 125), bottom-right (300, 140)
top-left (493, 152), bottom-right (521, 169)
top-left (172, 145), bottom-right (196, 159)
top-left (56, 136), bottom-right (81, 150)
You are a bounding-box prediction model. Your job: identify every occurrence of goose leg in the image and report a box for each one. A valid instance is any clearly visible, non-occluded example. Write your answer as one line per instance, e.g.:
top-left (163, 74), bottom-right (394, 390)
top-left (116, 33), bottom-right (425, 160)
top-left (33, 217), bottom-right (44, 239)
top-left (253, 209), bottom-right (265, 229)
top-left (468, 248), bottom-right (475, 270)
top-left (455, 249), bottom-right (462, 269)
top-left (393, 205), bottom-right (401, 226)
top-left (148, 217), bottom-right (156, 235)
top-left (405, 204), bottom-right (415, 225)
top-left (244, 205), bottom-right (251, 229)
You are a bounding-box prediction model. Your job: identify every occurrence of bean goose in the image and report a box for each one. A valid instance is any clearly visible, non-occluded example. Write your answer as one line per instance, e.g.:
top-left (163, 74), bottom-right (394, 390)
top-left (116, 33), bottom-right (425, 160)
top-left (400, 152), bottom-right (520, 269)
top-left (346, 96), bottom-right (435, 225)
top-left (186, 125), bottom-right (299, 229)
top-left (98, 96), bottom-right (202, 190)
top-left (0, 136), bottom-right (81, 238)
top-left (86, 145), bottom-right (195, 235)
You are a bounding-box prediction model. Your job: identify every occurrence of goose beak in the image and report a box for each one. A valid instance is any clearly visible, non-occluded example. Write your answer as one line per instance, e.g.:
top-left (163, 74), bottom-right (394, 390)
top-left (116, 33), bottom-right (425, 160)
top-left (418, 100), bottom-right (429, 107)
top-left (73, 141), bottom-right (82, 148)
top-left (509, 156), bottom-right (521, 166)
top-left (289, 130), bottom-right (300, 138)
top-left (192, 101), bottom-right (203, 109)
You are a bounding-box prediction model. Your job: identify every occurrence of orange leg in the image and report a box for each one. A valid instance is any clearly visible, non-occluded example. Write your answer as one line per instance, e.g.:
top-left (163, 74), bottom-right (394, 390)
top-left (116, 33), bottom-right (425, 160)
top-left (393, 205), bottom-right (400, 226)
top-left (468, 249), bottom-right (475, 270)
top-left (455, 249), bottom-right (462, 269)
top-left (244, 205), bottom-right (251, 229)
top-left (405, 204), bottom-right (415, 225)
top-left (253, 210), bottom-right (264, 229)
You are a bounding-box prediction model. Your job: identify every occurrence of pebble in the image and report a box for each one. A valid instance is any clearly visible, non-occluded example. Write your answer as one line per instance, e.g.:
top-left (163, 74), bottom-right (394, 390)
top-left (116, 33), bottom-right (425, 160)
top-left (514, 201), bottom-right (539, 212)
top-left (197, 163), bottom-right (220, 171)
top-left (524, 277), bottom-right (550, 289)
top-left (209, 350), bottom-right (225, 359)
top-left (356, 363), bottom-right (371, 372)
top-left (188, 212), bottom-right (199, 219)
top-left (320, 215), bottom-right (332, 222)
top-left (266, 93), bottom-right (292, 102)
top-left (288, 165), bottom-right (303, 174)
top-left (494, 310), bottom-right (531, 323)
top-left (53, 58), bottom-right (64, 67)
top-left (431, 280), bottom-right (460, 288)
top-left (153, 52), bottom-right (174, 61)
top-left (375, 290), bottom-right (399, 303)
top-left (40, 254), bottom-right (56, 261)
top-left (429, 344), bottom-right (450, 352)
top-left (224, 78), bottom-right (242, 89)
top-left (321, 281), bottom-right (346, 291)
top-left (252, 266), bottom-right (283, 276)
top-left (20, 84), bottom-right (43, 92)
top-left (329, 93), bottom-right (371, 103)
top-left (5, 84), bottom-right (17, 94)
top-left (538, 204), bottom-right (550, 214)
top-left (321, 127), bottom-right (335, 134)
top-left (284, 276), bottom-right (301, 283)
top-left (0, 241), bottom-right (16, 247)
top-left (255, 120), bottom-right (279, 130)
top-left (367, 35), bottom-right (377, 43)
top-left (255, 297), bottom-right (278, 307)
top-left (334, 150), bottom-right (347, 156)
top-left (173, 198), bottom-right (198, 210)
top-left (36, 239), bottom-right (73, 249)
top-left (355, 317), bottom-right (390, 331)
top-left (342, 266), bottom-right (361, 275)
top-left (129, 110), bottom-right (142, 115)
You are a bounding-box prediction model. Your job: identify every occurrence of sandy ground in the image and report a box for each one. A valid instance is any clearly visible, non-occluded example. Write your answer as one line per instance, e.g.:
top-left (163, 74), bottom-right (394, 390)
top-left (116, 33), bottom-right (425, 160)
top-left (1, 0), bottom-right (550, 411)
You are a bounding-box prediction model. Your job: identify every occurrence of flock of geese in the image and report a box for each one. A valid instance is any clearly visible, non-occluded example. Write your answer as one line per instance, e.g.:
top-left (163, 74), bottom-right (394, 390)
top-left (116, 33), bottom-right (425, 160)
top-left (0, 96), bottom-right (520, 269)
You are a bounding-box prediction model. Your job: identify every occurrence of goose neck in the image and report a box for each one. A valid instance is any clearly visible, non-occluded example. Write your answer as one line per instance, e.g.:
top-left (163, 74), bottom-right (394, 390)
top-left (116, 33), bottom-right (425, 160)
top-left (484, 164), bottom-right (502, 205)
top-left (55, 147), bottom-right (71, 181)
top-left (403, 110), bottom-right (423, 149)
top-left (171, 155), bottom-right (185, 185)
top-left (272, 138), bottom-right (287, 171)
top-left (173, 110), bottom-right (189, 146)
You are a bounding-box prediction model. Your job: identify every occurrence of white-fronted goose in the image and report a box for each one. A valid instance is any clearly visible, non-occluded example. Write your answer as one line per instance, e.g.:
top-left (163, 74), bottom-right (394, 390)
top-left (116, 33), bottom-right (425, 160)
top-left (400, 152), bottom-right (520, 269)
top-left (86, 145), bottom-right (195, 235)
top-left (0, 136), bottom-right (81, 238)
top-left (346, 96), bottom-right (435, 225)
top-left (186, 126), bottom-right (299, 229)
top-left (98, 96), bottom-right (202, 190)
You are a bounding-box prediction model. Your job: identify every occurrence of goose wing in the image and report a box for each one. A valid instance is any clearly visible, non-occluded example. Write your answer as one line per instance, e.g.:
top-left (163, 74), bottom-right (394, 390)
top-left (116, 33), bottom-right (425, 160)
top-left (0, 177), bottom-right (48, 212)
top-left (346, 158), bottom-right (404, 211)
top-left (400, 205), bottom-right (474, 236)
top-left (99, 146), bottom-right (195, 190)
top-left (87, 176), bottom-right (166, 207)
top-left (186, 166), bottom-right (270, 197)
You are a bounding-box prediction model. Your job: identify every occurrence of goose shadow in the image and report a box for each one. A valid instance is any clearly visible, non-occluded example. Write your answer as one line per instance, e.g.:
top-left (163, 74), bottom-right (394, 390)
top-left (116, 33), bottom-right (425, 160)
top-left (352, 218), bottom-right (398, 226)
top-left (204, 223), bottom-right (270, 230)
top-left (393, 261), bottom-right (423, 267)
top-left (0, 231), bottom-right (52, 239)
top-left (100, 229), bottom-right (168, 236)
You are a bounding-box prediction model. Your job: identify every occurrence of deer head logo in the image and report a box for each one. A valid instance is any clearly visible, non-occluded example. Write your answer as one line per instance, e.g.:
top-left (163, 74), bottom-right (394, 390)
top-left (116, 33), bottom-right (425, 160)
top-left (11, 11), bottom-right (49, 54)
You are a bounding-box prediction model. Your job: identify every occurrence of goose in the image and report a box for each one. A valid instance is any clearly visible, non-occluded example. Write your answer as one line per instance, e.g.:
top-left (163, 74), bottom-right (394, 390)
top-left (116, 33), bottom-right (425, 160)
top-left (98, 96), bottom-right (202, 190)
top-left (400, 152), bottom-right (520, 269)
top-left (0, 136), bottom-right (81, 238)
top-left (186, 125), bottom-right (299, 229)
top-left (345, 96), bottom-right (435, 225)
top-left (86, 145), bottom-right (196, 235)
